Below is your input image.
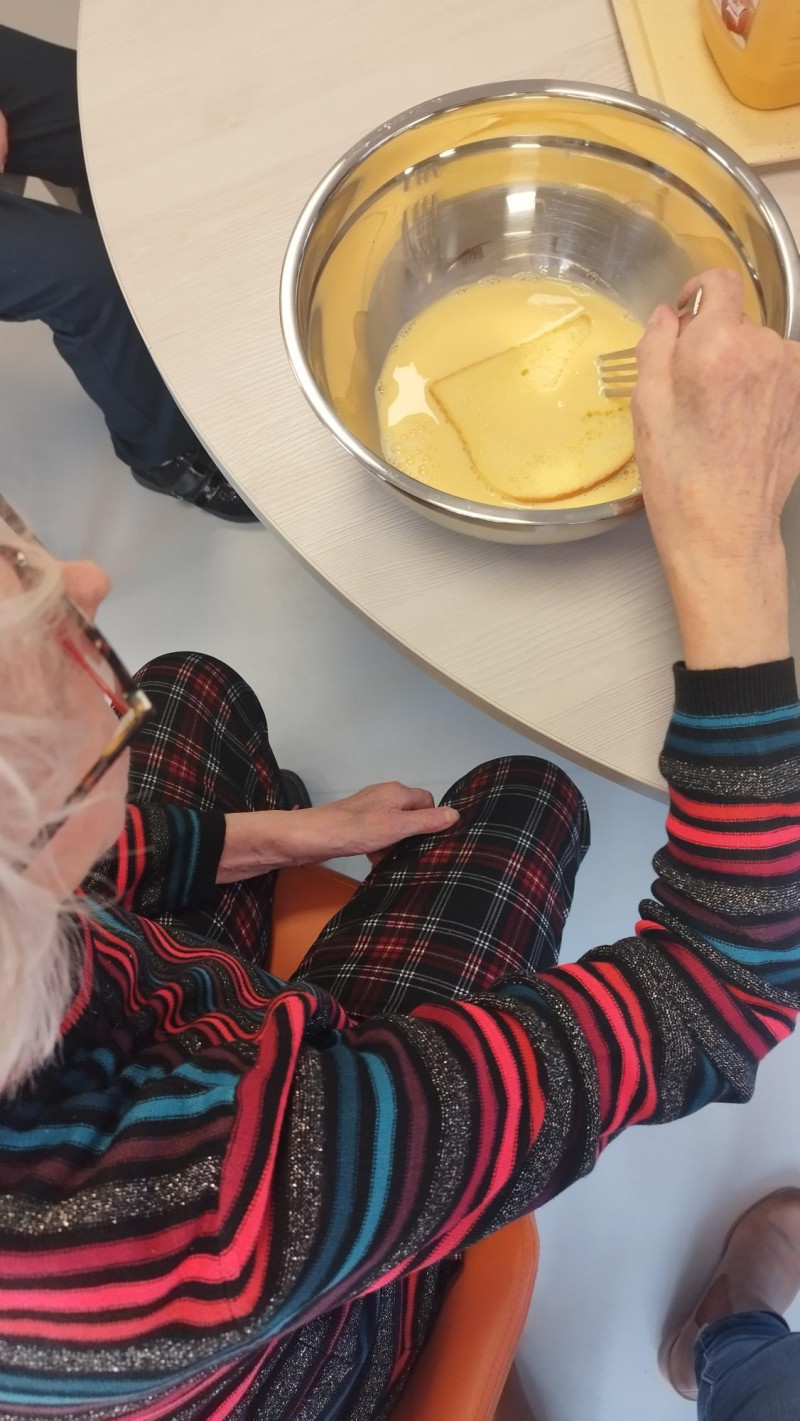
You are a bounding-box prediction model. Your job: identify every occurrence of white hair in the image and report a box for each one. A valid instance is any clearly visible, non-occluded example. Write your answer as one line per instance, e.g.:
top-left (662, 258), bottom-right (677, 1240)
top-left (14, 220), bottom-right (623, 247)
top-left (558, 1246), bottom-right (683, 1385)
top-left (0, 523), bottom-right (84, 1094)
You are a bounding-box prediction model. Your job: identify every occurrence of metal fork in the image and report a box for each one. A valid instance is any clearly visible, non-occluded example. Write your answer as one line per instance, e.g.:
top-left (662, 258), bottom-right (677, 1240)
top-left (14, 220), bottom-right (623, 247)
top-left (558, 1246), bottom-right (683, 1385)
top-left (596, 288), bottom-right (704, 399)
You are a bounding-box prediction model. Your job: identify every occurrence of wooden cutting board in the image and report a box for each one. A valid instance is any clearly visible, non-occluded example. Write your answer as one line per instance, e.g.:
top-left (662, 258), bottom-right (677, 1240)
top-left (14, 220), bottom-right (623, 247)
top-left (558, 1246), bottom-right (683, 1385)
top-left (611, 0), bottom-right (800, 167)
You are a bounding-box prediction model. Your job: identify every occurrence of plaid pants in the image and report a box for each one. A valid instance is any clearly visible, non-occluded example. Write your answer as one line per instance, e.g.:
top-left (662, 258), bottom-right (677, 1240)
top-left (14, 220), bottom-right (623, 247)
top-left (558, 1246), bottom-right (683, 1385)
top-left (129, 653), bottom-right (590, 1011)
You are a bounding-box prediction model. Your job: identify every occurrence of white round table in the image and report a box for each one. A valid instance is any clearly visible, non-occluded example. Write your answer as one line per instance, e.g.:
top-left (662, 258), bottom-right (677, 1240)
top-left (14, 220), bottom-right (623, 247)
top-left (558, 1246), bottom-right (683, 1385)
top-left (77, 0), bottom-right (800, 793)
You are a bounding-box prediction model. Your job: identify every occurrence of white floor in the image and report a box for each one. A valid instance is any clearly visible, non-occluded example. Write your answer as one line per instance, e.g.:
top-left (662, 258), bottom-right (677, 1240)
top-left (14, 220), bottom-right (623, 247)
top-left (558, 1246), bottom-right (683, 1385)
top-left (3, 7), bottom-right (800, 1419)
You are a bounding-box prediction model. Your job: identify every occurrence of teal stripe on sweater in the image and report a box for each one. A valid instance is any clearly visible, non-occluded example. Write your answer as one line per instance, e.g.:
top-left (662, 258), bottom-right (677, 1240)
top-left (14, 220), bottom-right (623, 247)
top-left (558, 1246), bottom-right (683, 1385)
top-left (0, 1371), bottom-right (162, 1403)
top-left (666, 727), bottom-right (800, 757)
top-left (266, 1037), bottom-right (360, 1332)
top-left (328, 1052), bottom-right (396, 1287)
top-left (702, 933), bottom-right (800, 967)
top-left (167, 806), bottom-right (201, 909)
top-left (0, 1064), bottom-right (237, 1151)
top-left (672, 704), bottom-right (799, 731)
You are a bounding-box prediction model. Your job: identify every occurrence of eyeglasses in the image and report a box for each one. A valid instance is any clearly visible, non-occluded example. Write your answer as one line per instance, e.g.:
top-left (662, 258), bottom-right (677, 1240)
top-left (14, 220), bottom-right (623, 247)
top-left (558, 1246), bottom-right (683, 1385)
top-left (0, 496), bottom-right (154, 853)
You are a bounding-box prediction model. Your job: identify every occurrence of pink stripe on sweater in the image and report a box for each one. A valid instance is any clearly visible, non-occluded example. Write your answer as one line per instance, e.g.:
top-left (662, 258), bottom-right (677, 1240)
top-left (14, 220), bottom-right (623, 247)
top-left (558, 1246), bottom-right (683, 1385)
top-left (669, 840), bottom-right (800, 877)
top-left (670, 786), bottom-right (800, 823)
top-left (543, 967), bottom-right (612, 1120)
top-left (592, 961), bottom-right (658, 1130)
top-left (666, 944), bottom-right (771, 1058)
top-left (668, 813), bottom-right (800, 851)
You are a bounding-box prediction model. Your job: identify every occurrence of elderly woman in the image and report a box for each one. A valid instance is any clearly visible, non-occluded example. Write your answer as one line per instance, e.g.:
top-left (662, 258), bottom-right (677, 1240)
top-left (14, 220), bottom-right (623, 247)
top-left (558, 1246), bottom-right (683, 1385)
top-left (1, 270), bottom-right (799, 1421)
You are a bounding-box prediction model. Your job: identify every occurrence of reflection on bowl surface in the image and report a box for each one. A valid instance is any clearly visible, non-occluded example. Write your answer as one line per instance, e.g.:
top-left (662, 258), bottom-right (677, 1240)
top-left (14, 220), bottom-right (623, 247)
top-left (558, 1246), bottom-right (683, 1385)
top-left (282, 81), bottom-right (800, 544)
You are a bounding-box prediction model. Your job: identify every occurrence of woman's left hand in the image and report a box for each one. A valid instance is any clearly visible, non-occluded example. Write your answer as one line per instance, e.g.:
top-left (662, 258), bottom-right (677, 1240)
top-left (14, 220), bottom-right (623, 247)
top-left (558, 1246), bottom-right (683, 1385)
top-left (218, 785), bottom-right (459, 883)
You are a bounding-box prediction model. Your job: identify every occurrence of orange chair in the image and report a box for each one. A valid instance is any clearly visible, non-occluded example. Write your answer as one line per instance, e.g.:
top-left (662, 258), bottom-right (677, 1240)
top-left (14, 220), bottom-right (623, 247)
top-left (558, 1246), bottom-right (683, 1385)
top-left (270, 865), bottom-right (540, 1421)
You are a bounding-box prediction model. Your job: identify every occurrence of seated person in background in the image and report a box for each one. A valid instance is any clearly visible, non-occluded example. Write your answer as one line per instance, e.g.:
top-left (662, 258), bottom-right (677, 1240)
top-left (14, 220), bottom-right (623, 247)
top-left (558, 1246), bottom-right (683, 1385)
top-left (662, 1188), bottom-right (800, 1421)
top-left (0, 24), bottom-right (254, 523)
top-left (0, 270), bottom-right (799, 1418)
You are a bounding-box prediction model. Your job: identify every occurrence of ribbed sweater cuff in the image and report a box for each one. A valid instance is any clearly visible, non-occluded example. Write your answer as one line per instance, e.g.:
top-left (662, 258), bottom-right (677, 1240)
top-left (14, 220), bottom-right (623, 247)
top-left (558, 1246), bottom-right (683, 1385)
top-left (673, 659), bottom-right (798, 717)
top-left (192, 808), bottom-right (228, 899)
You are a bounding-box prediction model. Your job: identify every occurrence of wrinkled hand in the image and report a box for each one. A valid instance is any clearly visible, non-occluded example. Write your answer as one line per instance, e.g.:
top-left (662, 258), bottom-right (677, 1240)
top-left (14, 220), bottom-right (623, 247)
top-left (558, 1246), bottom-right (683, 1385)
top-left (286, 783), bottom-right (459, 867)
top-left (633, 267), bottom-right (800, 669)
top-left (0, 110), bottom-right (8, 172)
top-left (633, 268), bottom-right (800, 578)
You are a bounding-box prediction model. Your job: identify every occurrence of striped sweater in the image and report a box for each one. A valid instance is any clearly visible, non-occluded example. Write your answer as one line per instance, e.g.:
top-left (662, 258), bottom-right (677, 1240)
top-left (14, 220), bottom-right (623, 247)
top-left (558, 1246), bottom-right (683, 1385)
top-left (0, 660), bottom-right (799, 1420)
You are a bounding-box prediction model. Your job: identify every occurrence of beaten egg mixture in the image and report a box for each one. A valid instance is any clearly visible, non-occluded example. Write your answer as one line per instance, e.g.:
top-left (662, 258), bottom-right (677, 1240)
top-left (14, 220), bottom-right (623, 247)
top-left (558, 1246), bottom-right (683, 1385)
top-left (376, 277), bottom-right (644, 508)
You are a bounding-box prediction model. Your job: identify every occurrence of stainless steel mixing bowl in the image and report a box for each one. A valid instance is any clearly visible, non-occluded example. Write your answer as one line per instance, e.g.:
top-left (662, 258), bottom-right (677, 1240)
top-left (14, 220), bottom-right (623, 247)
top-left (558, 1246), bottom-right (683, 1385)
top-left (281, 81), bottom-right (800, 543)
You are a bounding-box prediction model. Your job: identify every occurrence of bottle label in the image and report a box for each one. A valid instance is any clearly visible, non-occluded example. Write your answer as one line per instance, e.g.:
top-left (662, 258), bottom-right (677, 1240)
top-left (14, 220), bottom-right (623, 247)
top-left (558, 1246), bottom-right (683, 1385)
top-left (714, 0), bottom-right (760, 47)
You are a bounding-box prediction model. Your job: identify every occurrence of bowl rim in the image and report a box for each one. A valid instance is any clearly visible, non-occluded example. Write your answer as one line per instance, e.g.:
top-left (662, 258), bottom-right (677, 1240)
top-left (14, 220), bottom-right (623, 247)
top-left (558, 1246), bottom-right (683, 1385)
top-left (280, 78), bottom-right (800, 530)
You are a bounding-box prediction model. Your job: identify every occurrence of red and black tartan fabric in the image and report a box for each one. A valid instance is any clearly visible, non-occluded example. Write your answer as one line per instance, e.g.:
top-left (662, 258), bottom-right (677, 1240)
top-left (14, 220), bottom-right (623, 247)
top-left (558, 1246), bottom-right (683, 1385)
top-left (122, 651), bottom-right (289, 957)
top-left (121, 651), bottom-right (591, 1009)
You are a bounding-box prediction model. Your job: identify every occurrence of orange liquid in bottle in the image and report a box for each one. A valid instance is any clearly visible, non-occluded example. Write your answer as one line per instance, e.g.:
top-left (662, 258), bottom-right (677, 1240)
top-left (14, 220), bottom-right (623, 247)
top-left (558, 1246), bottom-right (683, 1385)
top-left (701, 0), bottom-right (800, 110)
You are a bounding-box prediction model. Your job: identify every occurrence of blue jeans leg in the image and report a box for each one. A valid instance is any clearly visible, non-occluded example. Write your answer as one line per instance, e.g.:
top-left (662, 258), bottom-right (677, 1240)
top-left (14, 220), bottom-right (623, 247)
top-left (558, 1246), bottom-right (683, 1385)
top-left (696, 1311), bottom-right (800, 1421)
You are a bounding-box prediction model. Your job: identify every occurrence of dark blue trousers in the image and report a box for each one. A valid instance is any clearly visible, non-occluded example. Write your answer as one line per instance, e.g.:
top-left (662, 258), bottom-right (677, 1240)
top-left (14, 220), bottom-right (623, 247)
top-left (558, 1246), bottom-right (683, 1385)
top-left (0, 24), bottom-right (196, 469)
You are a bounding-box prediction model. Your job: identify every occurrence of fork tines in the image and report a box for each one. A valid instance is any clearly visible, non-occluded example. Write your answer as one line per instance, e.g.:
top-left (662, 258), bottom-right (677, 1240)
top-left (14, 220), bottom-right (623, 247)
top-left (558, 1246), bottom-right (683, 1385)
top-left (596, 347), bottom-right (639, 400)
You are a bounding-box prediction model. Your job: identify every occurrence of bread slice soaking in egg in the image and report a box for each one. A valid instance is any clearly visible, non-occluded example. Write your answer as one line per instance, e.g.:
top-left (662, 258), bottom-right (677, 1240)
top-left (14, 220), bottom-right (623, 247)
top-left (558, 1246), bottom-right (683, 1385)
top-left (376, 276), bottom-right (644, 508)
top-left (430, 306), bottom-right (635, 503)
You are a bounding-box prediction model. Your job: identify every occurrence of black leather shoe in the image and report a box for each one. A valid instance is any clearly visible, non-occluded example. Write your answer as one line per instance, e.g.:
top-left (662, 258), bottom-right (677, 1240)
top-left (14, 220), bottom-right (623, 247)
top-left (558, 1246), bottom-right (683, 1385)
top-left (132, 450), bottom-right (258, 523)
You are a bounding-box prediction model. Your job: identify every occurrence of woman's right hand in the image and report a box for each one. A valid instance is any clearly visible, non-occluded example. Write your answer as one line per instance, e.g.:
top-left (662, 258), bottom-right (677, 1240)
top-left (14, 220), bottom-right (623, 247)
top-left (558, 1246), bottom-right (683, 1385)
top-left (632, 268), bottom-right (800, 669)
